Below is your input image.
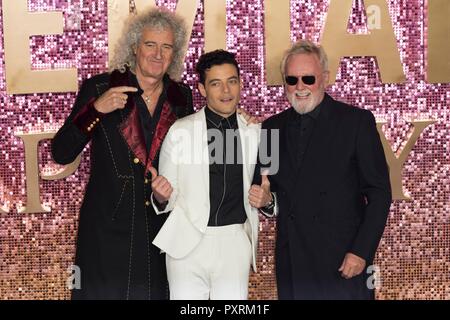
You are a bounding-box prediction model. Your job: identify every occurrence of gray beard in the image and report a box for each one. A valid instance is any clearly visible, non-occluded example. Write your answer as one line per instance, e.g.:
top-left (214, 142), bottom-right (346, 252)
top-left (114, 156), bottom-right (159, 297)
top-left (288, 94), bottom-right (315, 114)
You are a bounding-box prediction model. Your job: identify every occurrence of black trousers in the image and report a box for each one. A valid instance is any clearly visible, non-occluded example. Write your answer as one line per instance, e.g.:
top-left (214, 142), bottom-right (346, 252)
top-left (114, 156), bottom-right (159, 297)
top-left (275, 243), bottom-right (294, 300)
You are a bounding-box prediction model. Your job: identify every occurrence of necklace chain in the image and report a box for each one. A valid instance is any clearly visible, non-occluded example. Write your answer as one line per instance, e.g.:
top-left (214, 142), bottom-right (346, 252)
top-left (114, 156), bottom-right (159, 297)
top-left (143, 83), bottom-right (162, 105)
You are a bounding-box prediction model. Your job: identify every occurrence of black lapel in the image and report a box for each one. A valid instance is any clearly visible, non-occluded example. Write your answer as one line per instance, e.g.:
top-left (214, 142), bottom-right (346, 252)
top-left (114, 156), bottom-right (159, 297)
top-left (274, 111), bottom-right (298, 191)
top-left (284, 112), bottom-right (301, 178)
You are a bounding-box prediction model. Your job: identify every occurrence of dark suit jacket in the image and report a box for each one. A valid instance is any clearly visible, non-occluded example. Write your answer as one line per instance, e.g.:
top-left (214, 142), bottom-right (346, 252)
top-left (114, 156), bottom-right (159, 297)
top-left (256, 94), bottom-right (391, 299)
top-left (52, 70), bottom-right (193, 299)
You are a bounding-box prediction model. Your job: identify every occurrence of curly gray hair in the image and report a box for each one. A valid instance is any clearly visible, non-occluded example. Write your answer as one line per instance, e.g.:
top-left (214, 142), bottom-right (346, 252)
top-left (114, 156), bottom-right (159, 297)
top-left (280, 40), bottom-right (329, 77)
top-left (109, 7), bottom-right (188, 80)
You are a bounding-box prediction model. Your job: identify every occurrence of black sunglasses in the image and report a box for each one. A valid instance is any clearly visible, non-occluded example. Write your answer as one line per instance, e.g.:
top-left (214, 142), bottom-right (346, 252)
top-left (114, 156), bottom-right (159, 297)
top-left (285, 75), bottom-right (316, 86)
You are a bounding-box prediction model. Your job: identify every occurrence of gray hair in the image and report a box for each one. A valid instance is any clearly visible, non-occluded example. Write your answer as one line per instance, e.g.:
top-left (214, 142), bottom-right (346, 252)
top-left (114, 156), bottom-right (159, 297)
top-left (109, 7), bottom-right (188, 80)
top-left (280, 40), bottom-right (329, 77)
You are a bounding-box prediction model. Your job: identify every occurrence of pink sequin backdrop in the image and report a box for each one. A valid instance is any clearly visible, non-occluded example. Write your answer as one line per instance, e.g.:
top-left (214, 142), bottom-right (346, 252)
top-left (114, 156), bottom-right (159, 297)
top-left (0, 0), bottom-right (449, 299)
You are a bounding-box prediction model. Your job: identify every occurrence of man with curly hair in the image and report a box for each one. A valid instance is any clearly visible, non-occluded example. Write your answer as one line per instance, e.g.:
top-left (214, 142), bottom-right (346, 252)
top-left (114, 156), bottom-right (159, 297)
top-left (52, 8), bottom-right (193, 300)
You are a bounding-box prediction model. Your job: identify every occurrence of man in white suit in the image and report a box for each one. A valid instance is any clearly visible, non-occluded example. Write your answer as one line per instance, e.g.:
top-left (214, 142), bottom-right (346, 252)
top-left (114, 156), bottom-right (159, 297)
top-left (149, 50), bottom-right (269, 299)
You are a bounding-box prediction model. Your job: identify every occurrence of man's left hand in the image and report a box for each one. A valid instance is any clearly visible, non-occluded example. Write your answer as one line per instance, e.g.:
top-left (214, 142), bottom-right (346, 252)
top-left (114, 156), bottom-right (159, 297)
top-left (249, 173), bottom-right (272, 208)
top-left (338, 252), bottom-right (366, 279)
top-left (237, 108), bottom-right (261, 124)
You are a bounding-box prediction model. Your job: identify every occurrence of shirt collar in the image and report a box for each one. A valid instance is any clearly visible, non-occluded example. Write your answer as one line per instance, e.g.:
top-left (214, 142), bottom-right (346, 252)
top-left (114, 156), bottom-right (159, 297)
top-left (307, 100), bottom-right (322, 120)
top-left (205, 106), bottom-right (238, 128)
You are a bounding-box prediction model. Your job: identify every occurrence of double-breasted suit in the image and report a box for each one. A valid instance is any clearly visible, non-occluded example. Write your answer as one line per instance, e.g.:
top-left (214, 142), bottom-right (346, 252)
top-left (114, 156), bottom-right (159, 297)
top-left (255, 94), bottom-right (391, 299)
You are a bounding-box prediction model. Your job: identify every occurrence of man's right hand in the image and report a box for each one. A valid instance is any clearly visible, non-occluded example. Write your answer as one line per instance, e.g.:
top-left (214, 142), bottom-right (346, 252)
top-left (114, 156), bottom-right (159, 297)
top-left (149, 167), bottom-right (173, 204)
top-left (94, 86), bottom-right (138, 114)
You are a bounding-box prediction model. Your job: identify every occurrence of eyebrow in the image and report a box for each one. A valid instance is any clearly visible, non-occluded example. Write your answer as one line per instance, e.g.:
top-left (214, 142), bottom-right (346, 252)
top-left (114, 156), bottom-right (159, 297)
top-left (207, 75), bottom-right (239, 85)
top-left (143, 40), bottom-right (173, 47)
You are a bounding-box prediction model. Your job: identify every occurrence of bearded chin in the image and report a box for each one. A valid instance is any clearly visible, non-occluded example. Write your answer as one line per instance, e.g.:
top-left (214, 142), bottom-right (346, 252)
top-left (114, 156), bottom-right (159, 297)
top-left (288, 93), bottom-right (314, 115)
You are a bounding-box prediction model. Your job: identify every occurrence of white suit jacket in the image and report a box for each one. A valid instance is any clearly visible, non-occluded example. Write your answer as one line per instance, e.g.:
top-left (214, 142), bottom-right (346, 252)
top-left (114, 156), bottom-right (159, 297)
top-left (152, 107), bottom-right (261, 271)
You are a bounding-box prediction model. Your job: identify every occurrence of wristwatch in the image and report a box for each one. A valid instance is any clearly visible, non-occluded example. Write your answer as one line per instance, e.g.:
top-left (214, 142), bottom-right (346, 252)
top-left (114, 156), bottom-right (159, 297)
top-left (263, 193), bottom-right (275, 211)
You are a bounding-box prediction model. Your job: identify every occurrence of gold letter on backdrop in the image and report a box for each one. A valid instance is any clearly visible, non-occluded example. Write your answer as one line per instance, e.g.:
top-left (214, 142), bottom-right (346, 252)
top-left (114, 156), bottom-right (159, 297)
top-left (427, 0), bottom-right (450, 83)
top-left (15, 132), bottom-right (81, 214)
top-left (367, 5), bottom-right (381, 30)
top-left (376, 120), bottom-right (435, 200)
top-left (265, 0), bottom-right (291, 85)
top-left (321, 0), bottom-right (405, 84)
top-left (107, 0), bottom-right (139, 65)
top-left (2, 0), bottom-right (78, 94)
top-left (204, 0), bottom-right (227, 52)
top-left (108, 0), bottom-right (199, 79)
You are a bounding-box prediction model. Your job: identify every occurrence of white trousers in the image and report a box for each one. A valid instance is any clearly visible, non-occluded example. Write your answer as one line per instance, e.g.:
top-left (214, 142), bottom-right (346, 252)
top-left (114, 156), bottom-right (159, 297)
top-left (166, 223), bottom-right (252, 300)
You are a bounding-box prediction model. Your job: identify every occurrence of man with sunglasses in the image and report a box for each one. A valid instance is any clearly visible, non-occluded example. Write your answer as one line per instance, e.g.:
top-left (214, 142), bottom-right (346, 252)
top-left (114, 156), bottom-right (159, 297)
top-left (251, 40), bottom-right (392, 299)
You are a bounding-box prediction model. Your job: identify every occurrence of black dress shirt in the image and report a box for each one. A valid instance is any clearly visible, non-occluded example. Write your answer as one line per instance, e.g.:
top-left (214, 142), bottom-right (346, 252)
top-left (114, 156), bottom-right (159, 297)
top-left (287, 103), bottom-right (322, 169)
top-left (205, 106), bottom-right (247, 226)
top-left (129, 72), bottom-right (168, 155)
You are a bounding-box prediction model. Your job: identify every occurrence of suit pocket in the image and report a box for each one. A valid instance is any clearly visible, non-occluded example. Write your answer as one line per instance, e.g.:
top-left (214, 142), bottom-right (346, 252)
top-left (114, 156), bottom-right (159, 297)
top-left (111, 179), bottom-right (129, 221)
top-left (239, 228), bottom-right (252, 265)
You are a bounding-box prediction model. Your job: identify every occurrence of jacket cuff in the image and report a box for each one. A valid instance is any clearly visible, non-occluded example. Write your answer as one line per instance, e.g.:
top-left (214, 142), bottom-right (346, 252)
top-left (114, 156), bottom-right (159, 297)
top-left (259, 192), bottom-right (277, 217)
top-left (72, 98), bottom-right (105, 136)
top-left (151, 192), bottom-right (171, 215)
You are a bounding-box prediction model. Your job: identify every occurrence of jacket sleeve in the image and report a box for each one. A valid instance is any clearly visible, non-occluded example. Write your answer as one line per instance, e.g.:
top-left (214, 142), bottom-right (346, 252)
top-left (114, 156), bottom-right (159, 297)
top-left (350, 110), bottom-right (392, 262)
top-left (51, 77), bottom-right (105, 165)
top-left (151, 123), bottom-right (179, 215)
